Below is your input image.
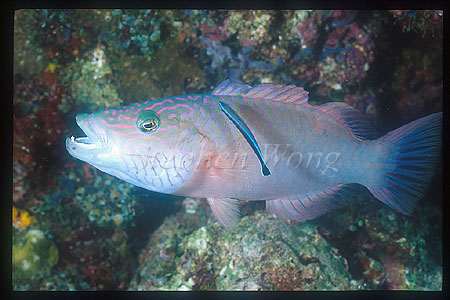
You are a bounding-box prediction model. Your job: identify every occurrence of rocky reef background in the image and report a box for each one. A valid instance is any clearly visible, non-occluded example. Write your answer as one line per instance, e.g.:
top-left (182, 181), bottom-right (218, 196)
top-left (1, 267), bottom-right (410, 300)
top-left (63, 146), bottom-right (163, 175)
top-left (13, 9), bottom-right (442, 290)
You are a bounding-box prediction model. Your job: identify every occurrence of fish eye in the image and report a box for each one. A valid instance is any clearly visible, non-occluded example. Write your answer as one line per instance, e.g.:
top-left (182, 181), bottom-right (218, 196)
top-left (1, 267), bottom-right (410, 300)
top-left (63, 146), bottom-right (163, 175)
top-left (137, 111), bottom-right (160, 133)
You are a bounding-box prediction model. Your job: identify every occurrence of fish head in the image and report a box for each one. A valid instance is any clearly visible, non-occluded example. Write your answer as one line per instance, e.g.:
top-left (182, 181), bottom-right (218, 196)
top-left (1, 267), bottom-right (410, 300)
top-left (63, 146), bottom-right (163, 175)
top-left (66, 99), bottom-right (205, 193)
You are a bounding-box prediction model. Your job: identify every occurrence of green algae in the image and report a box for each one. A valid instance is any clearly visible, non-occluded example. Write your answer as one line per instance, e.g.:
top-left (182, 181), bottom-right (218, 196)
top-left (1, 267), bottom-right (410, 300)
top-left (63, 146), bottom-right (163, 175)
top-left (13, 228), bottom-right (59, 281)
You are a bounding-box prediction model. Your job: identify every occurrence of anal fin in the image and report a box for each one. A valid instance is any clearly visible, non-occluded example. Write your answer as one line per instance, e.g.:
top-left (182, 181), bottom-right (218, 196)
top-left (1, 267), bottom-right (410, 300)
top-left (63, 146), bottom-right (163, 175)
top-left (207, 197), bottom-right (241, 228)
top-left (265, 183), bottom-right (364, 222)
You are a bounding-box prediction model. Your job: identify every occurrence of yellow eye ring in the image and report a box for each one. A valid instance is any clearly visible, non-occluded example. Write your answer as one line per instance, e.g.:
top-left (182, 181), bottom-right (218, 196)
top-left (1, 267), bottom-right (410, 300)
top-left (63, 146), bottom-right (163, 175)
top-left (137, 111), bottom-right (160, 133)
top-left (140, 119), bottom-right (158, 132)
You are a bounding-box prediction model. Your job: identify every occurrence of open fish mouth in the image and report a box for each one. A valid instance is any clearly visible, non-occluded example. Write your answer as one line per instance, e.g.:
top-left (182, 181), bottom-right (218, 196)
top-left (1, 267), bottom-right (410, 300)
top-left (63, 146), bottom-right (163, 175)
top-left (66, 113), bottom-right (107, 157)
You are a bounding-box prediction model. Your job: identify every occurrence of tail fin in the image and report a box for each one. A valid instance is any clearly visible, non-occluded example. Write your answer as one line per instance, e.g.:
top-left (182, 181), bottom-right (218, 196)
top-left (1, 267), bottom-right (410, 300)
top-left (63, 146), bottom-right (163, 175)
top-left (366, 112), bottom-right (442, 215)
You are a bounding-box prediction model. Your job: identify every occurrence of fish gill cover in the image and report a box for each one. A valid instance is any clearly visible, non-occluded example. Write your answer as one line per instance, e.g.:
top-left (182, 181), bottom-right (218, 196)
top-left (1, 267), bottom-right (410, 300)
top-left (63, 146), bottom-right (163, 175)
top-left (13, 9), bottom-right (442, 291)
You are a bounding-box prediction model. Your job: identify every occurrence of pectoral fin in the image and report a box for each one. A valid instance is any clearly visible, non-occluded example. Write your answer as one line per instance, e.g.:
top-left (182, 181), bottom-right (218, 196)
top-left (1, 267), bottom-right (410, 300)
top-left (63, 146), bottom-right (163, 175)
top-left (207, 197), bottom-right (241, 228)
top-left (218, 101), bottom-right (271, 176)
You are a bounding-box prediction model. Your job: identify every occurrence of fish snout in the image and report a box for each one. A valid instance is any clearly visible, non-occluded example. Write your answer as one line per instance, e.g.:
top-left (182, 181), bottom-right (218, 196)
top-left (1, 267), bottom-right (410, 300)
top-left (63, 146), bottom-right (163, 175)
top-left (67, 113), bottom-right (108, 157)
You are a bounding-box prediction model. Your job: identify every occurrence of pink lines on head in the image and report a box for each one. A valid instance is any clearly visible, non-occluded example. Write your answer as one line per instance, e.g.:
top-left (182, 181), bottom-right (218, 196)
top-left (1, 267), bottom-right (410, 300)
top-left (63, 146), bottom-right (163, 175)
top-left (199, 107), bottom-right (206, 119)
top-left (156, 103), bottom-right (194, 118)
top-left (118, 115), bottom-right (137, 121)
top-left (104, 115), bottom-right (137, 122)
top-left (203, 95), bottom-right (211, 105)
top-left (143, 99), bottom-right (157, 105)
top-left (144, 99), bottom-right (174, 111)
top-left (188, 95), bottom-right (202, 101)
top-left (100, 118), bottom-right (135, 128)
top-left (180, 113), bottom-right (192, 120)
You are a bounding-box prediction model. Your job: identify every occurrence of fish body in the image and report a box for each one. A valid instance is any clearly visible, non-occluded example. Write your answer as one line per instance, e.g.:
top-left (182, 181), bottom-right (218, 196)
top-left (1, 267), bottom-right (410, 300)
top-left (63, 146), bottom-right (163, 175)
top-left (67, 81), bottom-right (442, 227)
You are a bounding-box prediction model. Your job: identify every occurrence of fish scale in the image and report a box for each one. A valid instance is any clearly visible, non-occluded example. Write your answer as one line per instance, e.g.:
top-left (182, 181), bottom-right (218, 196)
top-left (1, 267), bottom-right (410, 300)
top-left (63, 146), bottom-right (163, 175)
top-left (67, 80), bottom-right (442, 228)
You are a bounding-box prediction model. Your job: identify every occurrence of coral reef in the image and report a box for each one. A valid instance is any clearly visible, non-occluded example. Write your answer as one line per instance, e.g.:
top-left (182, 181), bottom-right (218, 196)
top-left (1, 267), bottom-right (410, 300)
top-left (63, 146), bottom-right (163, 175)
top-left (115, 38), bottom-right (206, 101)
top-left (314, 203), bottom-right (442, 290)
top-left (344, 89), bottom-right (378, 120)
top-left (223, 11), bottom-right (273, 48)
top-left (390, 10), bottom-right (443, 38)
top-left (103, 9), bottom-right (166, 57)
top-left (13, 72), bottom-right (68, 190)
top-left (315, 21), bottom-right (375, 91)
top-left (391, 48), bottom-right (442, 119)
top-left (290, 11), bottom-right (376, 95)
top-left (13, 11), bottom-right (48, 78)
top-left (129, 198), bottom-right (359, 291)
top-left (286, 10), bottom-right (317, 48)
top-left (70, 45), bottom-right (122, 112)
top-left (130, 198), bottom-right (441, 290)
top-left (13, 159), bottom-right (140, 290)
top-left (74, 169), bottom-right (139, 227)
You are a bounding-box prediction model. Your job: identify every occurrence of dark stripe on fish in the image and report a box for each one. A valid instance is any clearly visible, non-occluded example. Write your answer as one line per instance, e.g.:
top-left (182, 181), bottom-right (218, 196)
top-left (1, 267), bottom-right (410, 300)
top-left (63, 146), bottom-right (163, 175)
top-left (218, 101), bottom-right (271, 176)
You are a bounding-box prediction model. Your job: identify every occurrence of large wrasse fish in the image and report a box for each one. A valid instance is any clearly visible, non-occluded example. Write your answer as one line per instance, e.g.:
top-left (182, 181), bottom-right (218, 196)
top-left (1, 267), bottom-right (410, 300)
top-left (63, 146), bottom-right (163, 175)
top-left (66, 80), bottom-right (442, 228)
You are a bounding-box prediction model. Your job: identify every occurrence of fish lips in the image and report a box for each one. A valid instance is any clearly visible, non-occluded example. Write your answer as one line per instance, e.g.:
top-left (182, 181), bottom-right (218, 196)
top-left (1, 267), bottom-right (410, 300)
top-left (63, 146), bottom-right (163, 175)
top-left (66, 113), bottom-right (108, 162)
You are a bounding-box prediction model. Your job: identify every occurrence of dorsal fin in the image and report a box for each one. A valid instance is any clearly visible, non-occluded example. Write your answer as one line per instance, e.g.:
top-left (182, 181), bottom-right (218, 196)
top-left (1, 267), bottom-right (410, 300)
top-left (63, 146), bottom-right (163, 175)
top-left (211, 80), bottom-right (253, 96)
top-left (211, 81), bottom-right (375, 139)
top-left (316, 102), bottom-right (377, 140)
top-left (212, 80), bottom-right (309, 104)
